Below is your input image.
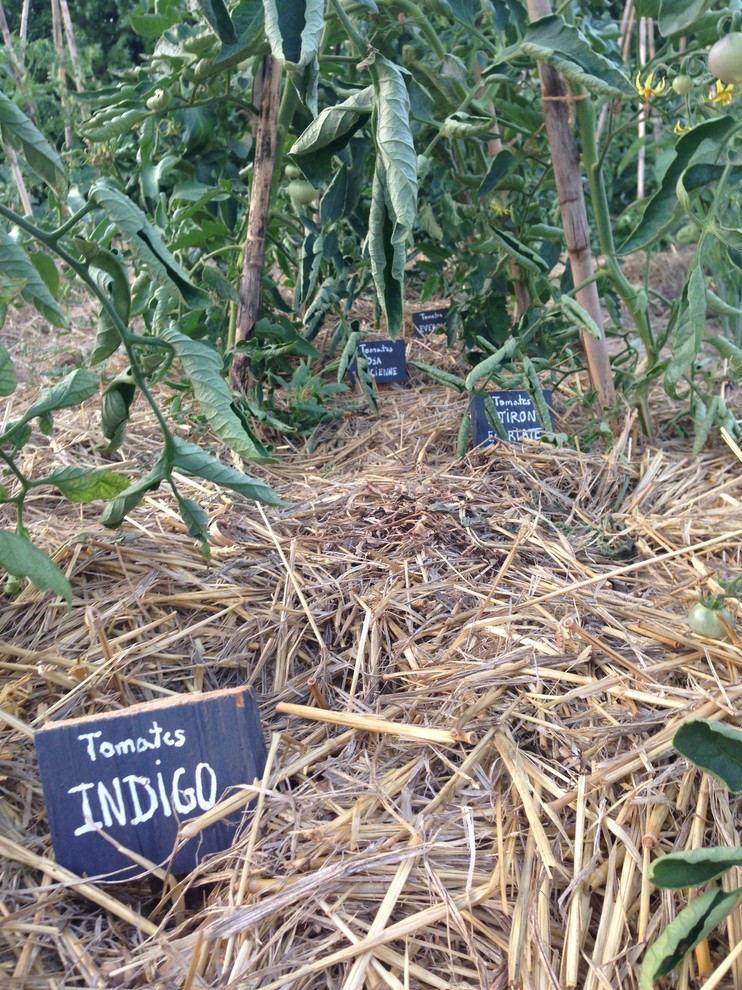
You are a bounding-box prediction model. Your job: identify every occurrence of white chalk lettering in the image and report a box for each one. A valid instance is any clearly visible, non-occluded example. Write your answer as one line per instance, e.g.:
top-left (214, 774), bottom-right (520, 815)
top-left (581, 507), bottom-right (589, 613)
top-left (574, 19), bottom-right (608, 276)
top-left (78, 731), bottom-right (103, 761)
top-left (69, 782), bottom-right (103, 836)
top-left (124, 775), bottom-right (158, 825)
top-left (195, 763), bottom-right (217, 809)
top-left (77, 720), bottom-right (187, 762)
top-left (97, 778), bottom-right (127, 827)
top-left (172, 767), bottom-right (197, 814)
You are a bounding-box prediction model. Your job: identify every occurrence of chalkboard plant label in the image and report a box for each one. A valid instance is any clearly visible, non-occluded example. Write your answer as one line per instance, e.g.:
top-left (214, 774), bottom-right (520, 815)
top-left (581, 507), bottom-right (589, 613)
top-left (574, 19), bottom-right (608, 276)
top-left (471, 390), bottom-right (555, 446)
top-left (35, 686), bottom-right (266, 880)
top-left (412, 306), bottom-right (449, 338)
top-left (349, 340), bottom-right (407, 383)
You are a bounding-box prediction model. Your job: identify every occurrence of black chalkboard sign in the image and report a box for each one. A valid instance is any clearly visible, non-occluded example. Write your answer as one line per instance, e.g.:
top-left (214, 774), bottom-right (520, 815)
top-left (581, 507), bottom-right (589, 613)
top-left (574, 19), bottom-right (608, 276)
top-left (35, 686), bottom-right (266, 880)
top-left (350, 340), bottom-right (407, 383)
top-left (412, 307), bottom-right (449, 338)
top-left (471, 390), bottom-right (555, 446)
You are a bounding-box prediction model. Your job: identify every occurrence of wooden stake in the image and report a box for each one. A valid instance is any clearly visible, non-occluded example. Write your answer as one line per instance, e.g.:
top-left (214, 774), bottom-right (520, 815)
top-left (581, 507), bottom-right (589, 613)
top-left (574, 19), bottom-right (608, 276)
top-left (525, 0), bottom-right (616, 411)
top-left (231, 54), bottom-right (283, 392)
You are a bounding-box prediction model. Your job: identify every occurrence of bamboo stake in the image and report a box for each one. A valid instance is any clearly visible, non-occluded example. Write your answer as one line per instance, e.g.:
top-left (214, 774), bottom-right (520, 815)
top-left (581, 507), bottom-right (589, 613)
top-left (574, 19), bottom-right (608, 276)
top-left (49, 0), bottom-right (72, 148)
top-left (231, 54), bottom-right (283, 391)
top-left (525, 0), bottom-right (616, 411)
top-left (637, 17), bottom-right (647, 201)
top-left (0, 0), bottom-right (33, 214)
top-left (57, 0), bottom-right (85, 95)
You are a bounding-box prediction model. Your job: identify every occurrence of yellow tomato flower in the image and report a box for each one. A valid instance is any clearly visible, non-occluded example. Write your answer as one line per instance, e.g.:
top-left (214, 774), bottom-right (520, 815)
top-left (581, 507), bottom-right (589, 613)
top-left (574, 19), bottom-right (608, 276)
top-left (708, 80), bottom-right (736, 106)
top-left (673, 119), bottom-right (689, 135)
top-left (634, 70), bottom-right (667, 100)
top-left (490, 201), bottom-right (512, 218)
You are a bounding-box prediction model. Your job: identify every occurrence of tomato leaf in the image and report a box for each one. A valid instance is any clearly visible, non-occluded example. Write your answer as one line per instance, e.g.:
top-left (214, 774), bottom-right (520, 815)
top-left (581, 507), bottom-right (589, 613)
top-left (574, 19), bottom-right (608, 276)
top-left (0, 530), bottom-right (72, 605)
top-left (640, 886), bottom-right (742, 990)
top-left (100, 460), bottom-right (166, 528)
top-left (650, 847), bottom-right (742, 889)
top-left (619, 117), bottom-right (738, 254)
top-left (159, 323), bottom-right (273, 462)
top-left (513, 15), bottom-right (633, 98)
top-left (45, 467), bottom-right (130, 503)
top-left (673, 719), bottom-right (742, 793)
top-left (171, 438), bottom-right (283, 505)
top-left (89, 181), bottom-right (210, 310)
top-left (664, 264), bottom-right (705, 398)
top-left (0, 344), bottom-right (17, 398)
top-left (0, 90), bottom-right (67, 195)
top-left (0, 233), bottom-right (67, 327)
top-left (263, 0), bottom-right (324, 69)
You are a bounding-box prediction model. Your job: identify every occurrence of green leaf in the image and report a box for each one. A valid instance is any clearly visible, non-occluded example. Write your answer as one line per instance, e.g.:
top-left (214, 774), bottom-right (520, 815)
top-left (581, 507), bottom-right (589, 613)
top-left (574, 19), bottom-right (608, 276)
top-left (159, 323), bottom-right (273, 462)
top-left (44, 467), bottom-right (130, 503)
top-left (194, 0), bottom-right (238, 45)
top-left (263, 0), bottom-right (324, 69)
top-left (487, 229), bottom-right (549, 275)
top-left (513, 15), bottom-right (633, 99)
top-left (290, 87), bottom-right (373, 184)
top-left (408, 360), bottom-right (467, 393)
top-left (171, 438), bottom-right (283, 505)
top-left (26, 368), bottom-right (98, 420)
top-left (130, 8), bottom-right (180, 37)
top-left (664, 265), bottom-right (705, 399)
top-left (0, 530), bottom-right (71, 604)
top-left (201, 264), bottom-right (240, 304)
top-left (216, 0), bottom-right (265, 65)
top-left (174, 492), bottom-right (211, 559)
top-left (561, 295), bottom-right (603, 339)
top-left (80, 107), bottom-right (149, 141)
top-left (0, 90), bottom-right (67, 195)
top-left (639, 886), bottom-right (742, 990)
top-left (367, 58), bottom-right (418, 337)
top-left (101, 368), bottom-right (136, 453)
top-left (619, 117), bottom-right (737, 254)
top-left (673, 719), bottom-right (742, 793)
top-left (89, 181), bottom-right (210, 310)
top-left (650, 847), bottom-right (742, 890)
top-left (658, 0), bottom-right (708, 36)
top-left (465, 337), bottom-right (519, 391)
top-left (75, 241), bottom-right (131, 365)
top-left (100, 460), bottom-right (165, 528)
top-left (0, 343), bottom-right (16, 397)
top-left (0, 233), bottom-right (67, 327)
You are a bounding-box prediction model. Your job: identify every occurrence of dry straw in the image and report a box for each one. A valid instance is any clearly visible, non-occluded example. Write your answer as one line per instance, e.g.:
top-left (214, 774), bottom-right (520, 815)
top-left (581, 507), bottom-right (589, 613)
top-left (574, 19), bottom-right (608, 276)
top-left (2, 316), bottom-right (742, 988)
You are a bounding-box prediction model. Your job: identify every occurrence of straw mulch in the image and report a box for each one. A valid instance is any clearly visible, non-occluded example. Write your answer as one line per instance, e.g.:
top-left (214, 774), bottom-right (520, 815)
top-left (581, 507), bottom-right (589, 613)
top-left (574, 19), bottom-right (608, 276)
top-left (1, 315), bottom-right (742, 990)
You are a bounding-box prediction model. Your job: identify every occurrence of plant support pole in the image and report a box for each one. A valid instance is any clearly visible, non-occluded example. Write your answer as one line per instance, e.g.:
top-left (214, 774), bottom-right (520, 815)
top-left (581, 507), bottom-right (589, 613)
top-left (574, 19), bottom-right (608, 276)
top-left (231, 54), bottom-right (283, 393)
top-left (525, 0), bottom-right (616, 411)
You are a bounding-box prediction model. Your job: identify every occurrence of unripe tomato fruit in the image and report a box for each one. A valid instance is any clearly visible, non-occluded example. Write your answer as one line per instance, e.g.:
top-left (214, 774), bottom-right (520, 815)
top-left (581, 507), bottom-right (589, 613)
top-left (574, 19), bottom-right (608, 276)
top-left (288, 179), bottom-right (318, 204)
top-left (708, 33), bottom-right (742, 84)
top-left (672, 74), bottom-right (694, 95)
top-left (146, 89), bottom-right (170, 112)
top-left (688, 600), bottom-right (734, 640)
top-left (284, 163), bottom-right (302, 179)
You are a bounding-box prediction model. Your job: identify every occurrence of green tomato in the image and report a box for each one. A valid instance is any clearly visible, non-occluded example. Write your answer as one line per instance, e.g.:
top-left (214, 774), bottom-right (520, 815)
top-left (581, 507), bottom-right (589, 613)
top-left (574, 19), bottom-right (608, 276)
top-left (687, 600), bottom-right (733, 640)
top-left (708, 33), bottom-right (742, 84)
top-left (288, 179), bottom-right (318, 205)
top-left (146, 89), bottom-right (170, 112)
top-left (672, 74), bottom-right (694, 95)
top-left (284, 163), bottom-right (302, 179)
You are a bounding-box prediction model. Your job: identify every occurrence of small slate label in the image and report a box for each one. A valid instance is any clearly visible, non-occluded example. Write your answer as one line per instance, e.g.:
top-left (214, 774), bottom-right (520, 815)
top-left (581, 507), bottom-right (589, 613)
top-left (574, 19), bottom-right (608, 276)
top-left (35, 686), bottom-right (266, 880)
top-left (350, 339), bottom-right (407, 383)
top-left (471, 390), bottom-right (555, 446)
top-left (412, 307), bottom-right (449, 338)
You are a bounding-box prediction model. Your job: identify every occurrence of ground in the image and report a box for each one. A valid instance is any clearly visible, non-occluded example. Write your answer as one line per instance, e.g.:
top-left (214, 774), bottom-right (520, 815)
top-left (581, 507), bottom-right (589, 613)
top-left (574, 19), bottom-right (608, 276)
top-left (1, 290), bottom-right (741, 990)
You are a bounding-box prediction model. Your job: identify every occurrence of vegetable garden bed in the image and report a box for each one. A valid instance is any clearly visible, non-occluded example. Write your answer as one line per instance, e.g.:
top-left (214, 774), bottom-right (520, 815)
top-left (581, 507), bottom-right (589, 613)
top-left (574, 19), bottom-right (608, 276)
top-left (2, 313), bottom-right (741, 990)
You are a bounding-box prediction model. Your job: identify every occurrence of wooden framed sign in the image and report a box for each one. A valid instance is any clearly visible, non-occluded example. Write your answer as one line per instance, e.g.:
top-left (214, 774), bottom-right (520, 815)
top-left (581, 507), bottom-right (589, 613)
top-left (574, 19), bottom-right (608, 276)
top-left (471, 390), bottom-right (555, 446)
top-left (349, 340), bottom-right (407, 383)
top-left (35, 686), bottom-right (266, 880)
top-left (411, 306), bottom-right (449, 338)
